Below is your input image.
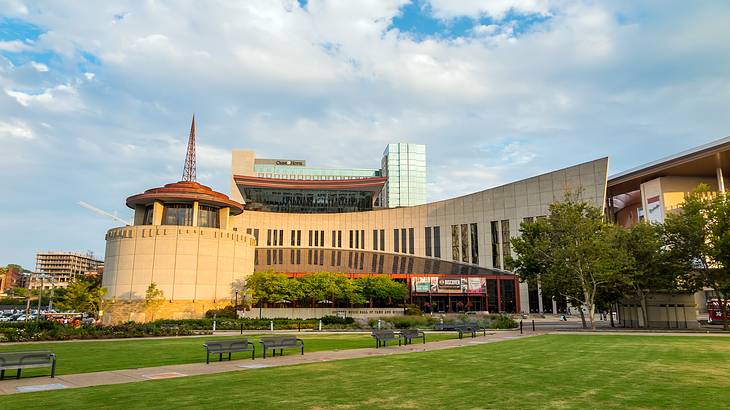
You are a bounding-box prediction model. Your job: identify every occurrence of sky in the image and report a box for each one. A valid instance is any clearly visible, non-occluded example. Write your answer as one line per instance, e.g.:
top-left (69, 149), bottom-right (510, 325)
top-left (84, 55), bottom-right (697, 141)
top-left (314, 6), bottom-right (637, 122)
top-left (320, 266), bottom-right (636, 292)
top-left (1, 0), bottom-right (729, 269)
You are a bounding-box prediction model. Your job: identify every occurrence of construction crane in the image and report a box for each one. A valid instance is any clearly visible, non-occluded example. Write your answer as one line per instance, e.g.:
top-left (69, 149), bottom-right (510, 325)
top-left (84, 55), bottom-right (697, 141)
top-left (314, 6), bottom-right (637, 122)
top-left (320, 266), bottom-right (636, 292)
top-left (78, 201), bottom-right (131, 225)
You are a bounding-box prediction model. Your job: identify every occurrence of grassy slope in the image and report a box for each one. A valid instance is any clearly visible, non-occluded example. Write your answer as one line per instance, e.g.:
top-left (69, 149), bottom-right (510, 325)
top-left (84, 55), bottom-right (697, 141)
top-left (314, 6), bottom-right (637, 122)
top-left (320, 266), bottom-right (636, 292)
top-left (3, 334), bottom-right (730, 409)
top-left (0, 332), bottom-right (455, 376)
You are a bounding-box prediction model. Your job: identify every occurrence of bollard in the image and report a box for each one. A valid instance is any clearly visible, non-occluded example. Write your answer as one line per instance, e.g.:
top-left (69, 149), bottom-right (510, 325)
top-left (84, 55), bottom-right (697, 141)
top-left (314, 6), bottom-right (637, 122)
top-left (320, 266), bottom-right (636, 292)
top-left (318, 319), bottom-right (322, 331)
top-left (213, 320), bottom-right (217, 332)
top-left (298, 321), bottom-right (301, 332)
top-left (240, 323), bottom-right (243, 335)
top-left (520, 320), bottom-right (523, 334)
top-left (532, 320), bottom-right (535, 332)
top-left (270, 320), bottom-right (274, 332)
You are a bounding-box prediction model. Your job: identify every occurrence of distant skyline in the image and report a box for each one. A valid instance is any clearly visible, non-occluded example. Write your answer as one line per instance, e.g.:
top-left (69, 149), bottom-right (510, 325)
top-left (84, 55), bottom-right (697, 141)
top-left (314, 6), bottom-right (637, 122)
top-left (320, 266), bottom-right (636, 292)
top-left (1, 1), bottom-right (729, 268)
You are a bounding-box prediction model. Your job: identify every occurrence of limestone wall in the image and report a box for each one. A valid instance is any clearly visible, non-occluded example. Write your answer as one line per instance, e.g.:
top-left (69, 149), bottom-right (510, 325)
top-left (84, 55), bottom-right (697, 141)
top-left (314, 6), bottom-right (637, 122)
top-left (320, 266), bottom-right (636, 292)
top-left (102, 225), bottom-right (255, 323)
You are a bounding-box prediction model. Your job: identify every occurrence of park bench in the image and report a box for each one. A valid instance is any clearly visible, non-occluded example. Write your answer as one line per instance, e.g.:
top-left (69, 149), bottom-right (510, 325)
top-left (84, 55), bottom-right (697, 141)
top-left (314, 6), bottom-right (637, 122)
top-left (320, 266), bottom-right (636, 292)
top-left (160, 323), bottom-right (179, 330)
top-left (203, 339), bottom-right (255, 364)
top-left (0, 351), bottom-right (56, 380)
top-left (434, 323), bottom-right (486, 339)
top-left (399, 329), bottom-right (426, 345)
top-left (259, 336), bottom-right (304, 359)
top-left (371, 329), bottom-right (401, 348)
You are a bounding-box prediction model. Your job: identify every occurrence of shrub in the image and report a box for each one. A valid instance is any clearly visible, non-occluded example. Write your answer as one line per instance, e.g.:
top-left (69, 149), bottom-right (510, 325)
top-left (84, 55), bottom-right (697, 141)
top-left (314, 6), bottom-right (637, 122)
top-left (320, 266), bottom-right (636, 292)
top-left (403, 304), bottom-right (422, 316)
top-left (205, 305), bottom-right (238, 319)
top-left (320, 315), bottom-right (355, 325)
top-left (490, 315), bottom-right (518, 329)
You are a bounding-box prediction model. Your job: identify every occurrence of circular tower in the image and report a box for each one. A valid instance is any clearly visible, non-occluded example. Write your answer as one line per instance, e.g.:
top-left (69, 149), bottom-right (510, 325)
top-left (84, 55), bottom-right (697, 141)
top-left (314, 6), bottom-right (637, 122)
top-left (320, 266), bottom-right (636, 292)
top-left (102, 118), bottom-right (255, 323)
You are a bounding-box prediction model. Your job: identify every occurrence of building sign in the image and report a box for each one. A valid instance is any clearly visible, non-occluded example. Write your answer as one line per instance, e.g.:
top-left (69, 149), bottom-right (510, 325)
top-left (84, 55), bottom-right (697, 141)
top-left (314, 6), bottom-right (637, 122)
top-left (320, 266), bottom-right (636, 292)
top-left (275, 160), bottom-right (305, 166)
top-left (412, 277), bottom-right (487, 294)
top-left (646, 195), bottom-right (663, 223)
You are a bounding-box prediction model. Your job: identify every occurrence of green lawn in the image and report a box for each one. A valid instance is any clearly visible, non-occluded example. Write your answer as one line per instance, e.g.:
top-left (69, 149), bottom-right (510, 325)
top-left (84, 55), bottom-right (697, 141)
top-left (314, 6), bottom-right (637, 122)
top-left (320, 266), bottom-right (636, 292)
top-left (0, 332), bottom-right (456, 376)
top-left (3, 334), bottom-right (730, 409)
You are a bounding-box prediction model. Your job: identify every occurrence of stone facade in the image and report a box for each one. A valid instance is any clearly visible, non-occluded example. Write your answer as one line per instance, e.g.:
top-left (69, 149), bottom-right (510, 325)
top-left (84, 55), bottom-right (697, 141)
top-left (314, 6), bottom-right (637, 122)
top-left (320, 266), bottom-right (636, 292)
top-left (102, 225), bottom-right (255, 324)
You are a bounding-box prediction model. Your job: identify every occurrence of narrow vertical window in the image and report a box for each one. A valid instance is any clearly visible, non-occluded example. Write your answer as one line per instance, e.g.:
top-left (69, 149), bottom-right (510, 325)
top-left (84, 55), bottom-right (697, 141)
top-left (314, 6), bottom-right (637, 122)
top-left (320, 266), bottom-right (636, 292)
top-left (470, 223), bottom-right (479, 264)
top-left (320, 230), bottom-right (324, 247)
top-left (451, 225), bottom-right (459, 261)
top-left (349, 230), bottom-right (354, 249)
top-left (460, 224), bottom-right (469, 263)
top-left (408, 228), bottom-right (414, 255)
top-left (309, 230), bottom-right (313, 247)
top-left (373, 230), bottom-right (378, 251)
top-left (491, 221), bottom-right (500, 268)
top-left (401, 228), bottom-right (406, 254)
top-left (314, 230), bottom-right (319, 247)
top-left (291, 230), bottom-right (295, 247)
top-left (425, 227), bottom-right (432, 257)
top-left (355, 230), bottom-right (359, 249)
top-left (297, 230), bottom-right (301, 246)
top-left (338, 231), bottom-right (342, 248)
top-left (379, 229), bottom-right (385, 251)
top-left (280, 230), bottom-right (284, 246)
top-left (394, 229), bottom-right (400, 253)
top-left (332, 231), bottom-right (336, 248)
top-left (253, 229), bottom-right (259, 245)
top-left (433, 226), bottom-right (441, 258)
top-left (267, 229), bottom-right (272, 246)
top-left (501, 219), bottom-right (511, 266)
top-left (360, 230), bottom-right (365, 249)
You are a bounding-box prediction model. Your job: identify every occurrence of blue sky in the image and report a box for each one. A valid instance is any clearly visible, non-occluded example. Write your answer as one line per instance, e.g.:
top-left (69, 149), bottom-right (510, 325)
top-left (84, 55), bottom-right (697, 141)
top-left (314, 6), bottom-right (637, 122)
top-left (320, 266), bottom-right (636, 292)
top-left (1, 0), bottom-right (729, 269)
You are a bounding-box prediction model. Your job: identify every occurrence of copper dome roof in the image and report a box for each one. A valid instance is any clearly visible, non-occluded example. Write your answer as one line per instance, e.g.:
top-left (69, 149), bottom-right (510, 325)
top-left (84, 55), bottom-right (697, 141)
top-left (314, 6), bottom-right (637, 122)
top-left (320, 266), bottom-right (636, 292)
top-left (126, 181), bottom-right (244, 215)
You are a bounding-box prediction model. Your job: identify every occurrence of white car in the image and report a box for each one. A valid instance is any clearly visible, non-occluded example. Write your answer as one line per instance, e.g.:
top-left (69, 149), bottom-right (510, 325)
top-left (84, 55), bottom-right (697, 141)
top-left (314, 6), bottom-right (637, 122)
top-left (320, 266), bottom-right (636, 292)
top-left (0, 316), bottom-right (11, 322)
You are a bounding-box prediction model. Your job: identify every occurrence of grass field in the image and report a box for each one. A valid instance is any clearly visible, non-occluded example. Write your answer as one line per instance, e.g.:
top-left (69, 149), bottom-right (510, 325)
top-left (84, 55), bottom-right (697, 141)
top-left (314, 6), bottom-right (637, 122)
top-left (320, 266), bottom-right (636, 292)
top-left (0, 332), bottom-right (456, 376)
top-left (3, 334), bottom-right (730, 409)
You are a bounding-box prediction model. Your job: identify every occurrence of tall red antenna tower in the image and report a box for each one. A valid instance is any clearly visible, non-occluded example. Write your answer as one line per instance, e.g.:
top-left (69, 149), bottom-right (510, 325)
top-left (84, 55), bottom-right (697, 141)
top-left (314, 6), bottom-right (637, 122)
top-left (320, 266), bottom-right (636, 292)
top-left (182, 115), bottom-right (196, 182)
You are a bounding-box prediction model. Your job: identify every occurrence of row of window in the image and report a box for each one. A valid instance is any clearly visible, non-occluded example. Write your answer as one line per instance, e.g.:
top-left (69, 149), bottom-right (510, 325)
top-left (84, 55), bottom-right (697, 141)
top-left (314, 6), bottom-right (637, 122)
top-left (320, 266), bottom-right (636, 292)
top-left (255, 173), bottom-right (373, 180)
top-left (143, 204), bottom-right (220, 228)
top-left (251, 217), bottom-right (545, 269)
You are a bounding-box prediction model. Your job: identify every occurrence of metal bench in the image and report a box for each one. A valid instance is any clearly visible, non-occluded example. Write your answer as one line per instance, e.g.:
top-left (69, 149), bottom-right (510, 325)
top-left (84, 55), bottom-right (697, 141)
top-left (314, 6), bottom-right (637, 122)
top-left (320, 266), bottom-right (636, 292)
top-left (0, 351), bottom-right (56, 380)
top-left (434, 323), bottom-right (486, 339)
top-left (203, 339), bottom-right (255, 364)
top-left (400, 329), bottom-right (426, 345)
top-left (259, 336), bottom-right (304, 359)
top-left (371, 330), bottom-right (401, 348)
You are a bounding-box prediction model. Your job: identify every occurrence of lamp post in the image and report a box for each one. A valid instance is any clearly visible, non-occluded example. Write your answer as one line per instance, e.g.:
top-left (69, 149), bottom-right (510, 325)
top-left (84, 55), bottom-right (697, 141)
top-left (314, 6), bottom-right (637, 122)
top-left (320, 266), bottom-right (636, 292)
top-left (235, 290), bottom-right (239, 307)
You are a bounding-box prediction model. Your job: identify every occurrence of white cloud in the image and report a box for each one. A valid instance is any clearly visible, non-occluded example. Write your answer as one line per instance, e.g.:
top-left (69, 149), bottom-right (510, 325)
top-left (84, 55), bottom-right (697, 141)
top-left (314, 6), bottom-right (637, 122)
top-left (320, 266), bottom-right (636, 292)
top-left (0, 40), bottom-right (30, 52)
top-left (428, 0), bottom-right (553, 20)
top-left (30, 61), bottom-right (49, 72)
top-left (5, 84), bottom-right (84, 111)
top-left (0, 119), bottom-right (34, 140)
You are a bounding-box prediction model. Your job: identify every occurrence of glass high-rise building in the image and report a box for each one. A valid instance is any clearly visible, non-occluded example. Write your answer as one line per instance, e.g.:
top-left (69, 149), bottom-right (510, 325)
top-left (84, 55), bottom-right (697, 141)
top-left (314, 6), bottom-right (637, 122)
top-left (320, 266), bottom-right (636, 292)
top-left (381, 143), bottom-right (427, 207)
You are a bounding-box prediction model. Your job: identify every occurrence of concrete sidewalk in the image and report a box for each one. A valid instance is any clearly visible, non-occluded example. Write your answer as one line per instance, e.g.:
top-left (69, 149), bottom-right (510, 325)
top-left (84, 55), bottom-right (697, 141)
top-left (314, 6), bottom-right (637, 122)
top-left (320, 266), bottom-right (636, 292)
top-left (0, 330), bottom-right (537, 395)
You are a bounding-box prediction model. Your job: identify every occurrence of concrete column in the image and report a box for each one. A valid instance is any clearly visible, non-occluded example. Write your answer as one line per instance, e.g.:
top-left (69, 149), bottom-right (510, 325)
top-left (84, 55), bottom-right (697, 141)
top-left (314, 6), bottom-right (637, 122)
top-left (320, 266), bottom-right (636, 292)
top-left (192, 201), bottom-right (199, 227)
top-left (219, 207), bottom-right (230, 230)
top-left (152, 201), bottom-right (164, 226)
top-left (133, 205), bottom-right (146, 225)
top-left (552, 298), bottom-right (558, 314)
top-left (718, 167), bottom-right (726, 193)
top-left (537, 281), bottom-right (544, 313)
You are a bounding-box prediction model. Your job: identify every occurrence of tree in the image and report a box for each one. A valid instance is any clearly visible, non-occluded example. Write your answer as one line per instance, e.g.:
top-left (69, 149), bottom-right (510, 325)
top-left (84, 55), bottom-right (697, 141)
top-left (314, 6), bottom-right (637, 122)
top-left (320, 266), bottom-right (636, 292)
top-left (663, 185), bottom-right (730, 330)
top-left (355, 276), bottom-right (407, 307)
top-left (609, 222), bottom-right (690, 327)
top-left (56, 279), bottom-right (108, 317)
top-left (144, 282), bottom-right (165, 321)
top-left (510, 193), bottom-right (628, 329)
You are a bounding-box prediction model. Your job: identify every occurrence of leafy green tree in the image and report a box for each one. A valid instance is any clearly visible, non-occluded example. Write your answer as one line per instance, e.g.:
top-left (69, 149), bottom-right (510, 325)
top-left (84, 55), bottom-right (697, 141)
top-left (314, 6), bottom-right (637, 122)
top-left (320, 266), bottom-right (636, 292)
top-left (144, 282), bottom-right (165, 321)
top-left (607, 222), bottom-right (689, 327)
top-left (57, 279), bottom-right (108, 317)
top-left (355, 276), bottom-right (407, 307)
top-left (510, 193), bottom-right (629, 329)
top-left (299, 272), bottom-right (340, 307)
top-left (663, 185), bottom-right (730, 329)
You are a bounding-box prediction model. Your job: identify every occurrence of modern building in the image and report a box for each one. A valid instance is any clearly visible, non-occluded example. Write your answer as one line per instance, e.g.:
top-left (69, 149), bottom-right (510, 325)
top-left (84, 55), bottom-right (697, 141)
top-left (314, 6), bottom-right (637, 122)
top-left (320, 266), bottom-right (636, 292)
top-left (230, 144), bottom-right (426, 211)
top-left (32, 252), bottom-right (104, 290)
top-left (381, 143), bottom-right (427, 208)
top-left (100, 117), bottom-right (727, 324)
top-left (607, 136), bottom-right (729, 327)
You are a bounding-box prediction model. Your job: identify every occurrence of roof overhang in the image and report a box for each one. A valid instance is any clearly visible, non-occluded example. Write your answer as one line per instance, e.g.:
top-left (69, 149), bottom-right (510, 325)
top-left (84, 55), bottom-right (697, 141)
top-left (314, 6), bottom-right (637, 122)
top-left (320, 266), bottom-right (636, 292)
top-left (607, 136), bottom-right (730, 196)
top-left (234, 175), bottom-right (387, 194)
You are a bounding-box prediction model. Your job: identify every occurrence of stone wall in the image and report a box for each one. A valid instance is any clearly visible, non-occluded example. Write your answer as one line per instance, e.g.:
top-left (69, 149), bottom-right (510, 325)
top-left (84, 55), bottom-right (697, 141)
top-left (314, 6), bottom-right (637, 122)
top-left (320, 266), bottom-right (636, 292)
top-left (238, 307), bottom-right (406, 319)
top-left (103, 299), bottom-right (231, 324)
top-left (619, 293), bottom-right (699, 329)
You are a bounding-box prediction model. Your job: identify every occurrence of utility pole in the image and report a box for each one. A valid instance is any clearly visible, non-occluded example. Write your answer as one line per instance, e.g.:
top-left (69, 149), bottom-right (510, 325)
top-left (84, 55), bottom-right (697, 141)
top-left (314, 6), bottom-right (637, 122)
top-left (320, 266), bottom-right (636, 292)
top-left (36, 275), bottom-right (44, 322)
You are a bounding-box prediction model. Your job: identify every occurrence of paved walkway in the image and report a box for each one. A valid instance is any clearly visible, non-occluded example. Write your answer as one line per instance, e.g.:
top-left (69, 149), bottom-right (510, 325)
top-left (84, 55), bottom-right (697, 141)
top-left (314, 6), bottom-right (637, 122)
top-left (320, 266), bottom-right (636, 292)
top-left (0, 330), bottom-right (537, 395)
